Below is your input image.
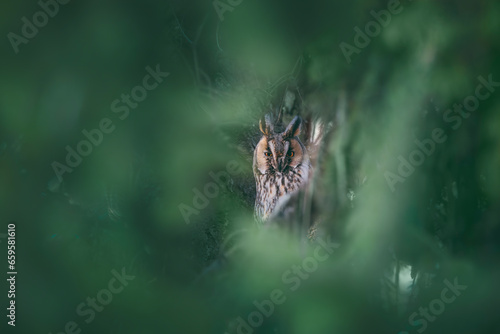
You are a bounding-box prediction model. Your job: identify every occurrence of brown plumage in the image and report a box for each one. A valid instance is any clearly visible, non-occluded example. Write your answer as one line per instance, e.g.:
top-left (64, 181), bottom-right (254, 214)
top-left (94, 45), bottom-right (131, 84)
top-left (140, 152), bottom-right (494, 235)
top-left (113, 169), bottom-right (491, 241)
top-left (253, 115), bottom-right (311, 223)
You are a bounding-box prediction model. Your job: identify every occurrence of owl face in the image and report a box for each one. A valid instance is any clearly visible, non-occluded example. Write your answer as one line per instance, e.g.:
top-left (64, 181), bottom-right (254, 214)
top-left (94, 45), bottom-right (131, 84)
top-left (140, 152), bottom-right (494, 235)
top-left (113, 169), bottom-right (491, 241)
top-left (253, 116), bottom-right (307, 176)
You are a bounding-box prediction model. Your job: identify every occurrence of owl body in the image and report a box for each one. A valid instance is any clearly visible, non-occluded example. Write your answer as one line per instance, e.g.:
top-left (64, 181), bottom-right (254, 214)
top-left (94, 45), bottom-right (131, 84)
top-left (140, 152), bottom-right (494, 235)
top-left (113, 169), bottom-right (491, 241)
top-left (253, 115), bottom-right (311, 222)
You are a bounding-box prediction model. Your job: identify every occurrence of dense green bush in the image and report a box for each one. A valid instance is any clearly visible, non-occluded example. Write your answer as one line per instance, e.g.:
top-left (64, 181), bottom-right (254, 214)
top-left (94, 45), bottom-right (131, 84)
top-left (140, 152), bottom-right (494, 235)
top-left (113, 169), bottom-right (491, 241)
top-left (1, 0), bottom-right (499, 333)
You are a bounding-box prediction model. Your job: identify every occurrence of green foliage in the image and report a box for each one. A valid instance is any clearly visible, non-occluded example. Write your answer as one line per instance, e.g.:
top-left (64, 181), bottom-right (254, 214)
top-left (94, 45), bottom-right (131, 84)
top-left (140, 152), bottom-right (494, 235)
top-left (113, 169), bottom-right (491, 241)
top-left (1, 0), bottom-right (499, 333)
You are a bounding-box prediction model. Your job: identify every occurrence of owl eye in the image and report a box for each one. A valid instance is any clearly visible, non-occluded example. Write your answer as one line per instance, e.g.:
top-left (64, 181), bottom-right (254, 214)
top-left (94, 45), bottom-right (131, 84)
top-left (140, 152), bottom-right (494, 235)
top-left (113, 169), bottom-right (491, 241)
top-left (287, 151), bottom-right (294, 157)
top-left (264, 151), bottom-right (272, 157)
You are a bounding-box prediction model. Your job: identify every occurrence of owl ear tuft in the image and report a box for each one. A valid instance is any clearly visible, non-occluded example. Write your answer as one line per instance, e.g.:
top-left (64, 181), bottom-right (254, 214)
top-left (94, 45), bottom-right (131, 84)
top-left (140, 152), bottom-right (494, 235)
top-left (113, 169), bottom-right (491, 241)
top-left (259, 114), bottom-right (274, 136)
top-left (283, 116), bottom-right (301, 138)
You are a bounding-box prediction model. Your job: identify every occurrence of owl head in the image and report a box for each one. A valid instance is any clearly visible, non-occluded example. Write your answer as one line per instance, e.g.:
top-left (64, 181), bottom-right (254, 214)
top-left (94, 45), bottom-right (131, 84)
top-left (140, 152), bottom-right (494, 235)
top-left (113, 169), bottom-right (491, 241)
top-left (253, 115), bottom-right (308, 175)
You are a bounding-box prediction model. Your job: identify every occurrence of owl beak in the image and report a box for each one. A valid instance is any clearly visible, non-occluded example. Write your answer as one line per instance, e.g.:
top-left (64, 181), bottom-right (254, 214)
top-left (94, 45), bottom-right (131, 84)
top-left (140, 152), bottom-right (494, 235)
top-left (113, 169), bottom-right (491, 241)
top-left (277, 158), bottom-right (285, 172)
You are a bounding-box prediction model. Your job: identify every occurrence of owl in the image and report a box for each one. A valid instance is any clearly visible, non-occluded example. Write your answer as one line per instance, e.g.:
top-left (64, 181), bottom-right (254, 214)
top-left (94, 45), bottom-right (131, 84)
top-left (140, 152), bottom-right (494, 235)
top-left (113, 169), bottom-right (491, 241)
top-left (253, 114), bottom-right (312, 223)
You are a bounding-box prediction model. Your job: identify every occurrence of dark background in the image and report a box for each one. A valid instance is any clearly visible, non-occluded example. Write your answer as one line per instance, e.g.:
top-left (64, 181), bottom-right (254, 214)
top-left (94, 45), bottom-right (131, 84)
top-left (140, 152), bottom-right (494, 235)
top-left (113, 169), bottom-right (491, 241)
top-left (1, 0), bottom-right (499, 333)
